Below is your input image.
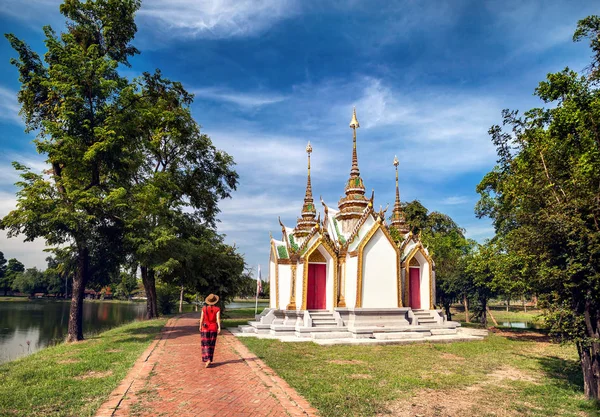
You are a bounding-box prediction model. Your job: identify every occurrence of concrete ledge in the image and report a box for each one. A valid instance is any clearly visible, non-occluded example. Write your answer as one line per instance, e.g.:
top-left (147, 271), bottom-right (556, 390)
top-left (311, 332), bottom-right (352, 339)
top-left (430, 328), bottom-right (458, 335)
top-left (373, 332), bottom-right (428, 340)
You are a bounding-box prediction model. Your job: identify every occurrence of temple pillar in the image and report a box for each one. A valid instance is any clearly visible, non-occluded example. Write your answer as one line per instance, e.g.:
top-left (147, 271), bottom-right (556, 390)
top-left (337, 256), bottom-right (347, 307)
top-left (286, 263), bottom-right (298, 310)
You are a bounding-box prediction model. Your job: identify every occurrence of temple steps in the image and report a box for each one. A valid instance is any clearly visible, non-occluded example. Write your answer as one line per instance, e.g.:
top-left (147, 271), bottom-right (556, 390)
top-left (308, 310), bottom-right (339, 327)
top-left (412, 309), bottom-right (440, 325)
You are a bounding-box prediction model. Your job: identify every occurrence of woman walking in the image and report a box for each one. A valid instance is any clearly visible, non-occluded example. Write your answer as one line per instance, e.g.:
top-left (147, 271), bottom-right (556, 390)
top-left (199, 294), bottom-right (221, 368)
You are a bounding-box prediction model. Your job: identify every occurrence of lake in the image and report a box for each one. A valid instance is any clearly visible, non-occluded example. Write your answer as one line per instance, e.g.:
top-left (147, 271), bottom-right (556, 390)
top-left (0, 300), bottom-right (268, 364)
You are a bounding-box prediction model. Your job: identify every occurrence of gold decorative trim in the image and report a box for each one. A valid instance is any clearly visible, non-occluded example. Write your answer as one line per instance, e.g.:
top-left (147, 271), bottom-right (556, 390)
top-left (277, 259), bottom-right (293, 265)
top-left (338, 256), bottom-right (347, 307)
top-left (348, 250), bottom-right (359, 257)
top-left (287, 263), bottom-right (298, 310)
top-left (403, 243), bottom-right (434, 309)
top-left (343, 206), bottom-right (374, 250)
top-left (270, 243), bottom-right (279, 309)
top-left (301, 238), bottom-right (338, 310)
top-left (409, 257), bottom-right (420, 267)
top-left (308, 249), bottom-right (327, 263)
top-left (355, 221), bottom-right (401, 308)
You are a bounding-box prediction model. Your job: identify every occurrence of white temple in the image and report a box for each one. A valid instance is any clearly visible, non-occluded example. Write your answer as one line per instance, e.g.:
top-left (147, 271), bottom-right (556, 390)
top-left (241, 109), bottom-right (460, 341)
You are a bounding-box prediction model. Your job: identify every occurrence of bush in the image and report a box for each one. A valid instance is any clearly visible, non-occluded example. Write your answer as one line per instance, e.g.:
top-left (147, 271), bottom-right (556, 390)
top-left (155, 283), bottom-right (179, 315)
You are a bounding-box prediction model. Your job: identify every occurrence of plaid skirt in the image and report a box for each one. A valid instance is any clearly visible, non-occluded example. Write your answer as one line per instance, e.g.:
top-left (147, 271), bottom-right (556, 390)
top-left (201, 330), bottom-right (218, 362)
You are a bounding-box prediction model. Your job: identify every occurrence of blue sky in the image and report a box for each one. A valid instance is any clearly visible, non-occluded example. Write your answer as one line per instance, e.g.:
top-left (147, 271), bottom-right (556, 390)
top-left (0, 0), bottom-right (597, 276)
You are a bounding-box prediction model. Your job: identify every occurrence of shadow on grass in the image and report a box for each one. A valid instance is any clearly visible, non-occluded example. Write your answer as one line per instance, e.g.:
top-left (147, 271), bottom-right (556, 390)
top-left (536, 354), bottom-right (584, 392)
top-left (489, 327), bottom-right (552, 343)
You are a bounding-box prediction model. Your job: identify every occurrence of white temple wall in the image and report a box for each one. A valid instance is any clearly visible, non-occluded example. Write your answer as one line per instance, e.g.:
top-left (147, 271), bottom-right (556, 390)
top-left (345, 255), bottom-right (358, 308)
top-left (361, 228), bottom-right (398, 308)
top-left (295, 263), bottom-right (304, 310)
top-left (278, 265), bottom-right (291, 309)
top-left (269, 260), bottom-right (277, 309)
top-left (347, 215), bottom-right (376, 252)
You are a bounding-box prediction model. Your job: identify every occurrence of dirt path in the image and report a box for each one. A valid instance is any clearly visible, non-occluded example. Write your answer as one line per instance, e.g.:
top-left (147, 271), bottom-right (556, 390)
top-left (95, 314), bottom-right (318, 417)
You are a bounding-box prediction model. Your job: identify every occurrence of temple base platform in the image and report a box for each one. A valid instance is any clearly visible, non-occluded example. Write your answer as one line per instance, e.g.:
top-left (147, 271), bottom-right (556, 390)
top-left (233, 308), bottom-right (486, 345)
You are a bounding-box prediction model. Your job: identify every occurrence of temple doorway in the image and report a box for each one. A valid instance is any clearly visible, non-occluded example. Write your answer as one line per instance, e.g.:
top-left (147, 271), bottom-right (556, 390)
top-left (409, 267), bottom-right (421, 309)
top-left (307, 263), bottom-right (326, 309)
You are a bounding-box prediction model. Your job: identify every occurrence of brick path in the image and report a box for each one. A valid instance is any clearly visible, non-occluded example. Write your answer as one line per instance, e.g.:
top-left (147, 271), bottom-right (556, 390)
top-left (95, 314), bottom-right (318, 417)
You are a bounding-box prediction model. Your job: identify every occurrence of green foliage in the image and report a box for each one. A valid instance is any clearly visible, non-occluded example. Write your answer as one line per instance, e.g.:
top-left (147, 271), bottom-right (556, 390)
top-left (11, 267), bottom-right (44, 296)
top-left (476, 16), bottom-right (600, 398)
top-left (155, 282), bottom-right (178, 315)
top-left (0, 253), bottom-right (9, 295)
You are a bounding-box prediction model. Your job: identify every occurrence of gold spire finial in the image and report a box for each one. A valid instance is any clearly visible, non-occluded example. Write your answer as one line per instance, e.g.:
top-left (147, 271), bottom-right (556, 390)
top-left (294, 141), bottom-right (317, 238)
top-left (349, 107), bottom-right (360, 129)
top-left (393, 155), bottom-right (399, 167)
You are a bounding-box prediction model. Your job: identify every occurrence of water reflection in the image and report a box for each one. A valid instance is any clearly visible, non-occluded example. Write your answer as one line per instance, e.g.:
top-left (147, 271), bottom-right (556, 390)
top-left (0, 300), bottom-right (269, 364)
top-left (0, 301), bottom-right (146, 364)
top-left (501, 321), bottom-right (544, 329)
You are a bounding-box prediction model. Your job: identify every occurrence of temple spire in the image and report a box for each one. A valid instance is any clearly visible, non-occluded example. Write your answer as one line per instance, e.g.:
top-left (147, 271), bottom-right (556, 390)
top-left (294, 141), bottom-right (317, 239)
top-left (336, 108), bottom-right (369, 231)
top-left (350, 107), bottom-right (360, 177)
top-left (390, 155), bottom-right (410, 235)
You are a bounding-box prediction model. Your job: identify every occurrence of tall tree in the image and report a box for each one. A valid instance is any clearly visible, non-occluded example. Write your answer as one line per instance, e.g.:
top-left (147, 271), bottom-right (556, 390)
top-left (476, 16), bottom-right (600, 399)
top-left (1, 0), bottom-right (141, 341)
top-left (0, 252), bottom-right (8, 295)
top-left (124, 72), bottom-right (238, 318)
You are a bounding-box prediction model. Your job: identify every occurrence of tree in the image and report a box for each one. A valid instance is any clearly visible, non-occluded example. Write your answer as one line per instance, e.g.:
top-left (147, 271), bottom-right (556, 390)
top-left (464, 241), bottom-right (502, 327)
top-left (476, 15), bottom-right (600, 399)
top-left (123, 72), bottom-right (238, 318)
top-left (12, 267), bottom-right (44, 296)
top-left (0, 252), bottom-right (8, 295)
top-left (1, 0), bottom-right (142, 341)
top-left (3, 258), bottom-right (25, 295)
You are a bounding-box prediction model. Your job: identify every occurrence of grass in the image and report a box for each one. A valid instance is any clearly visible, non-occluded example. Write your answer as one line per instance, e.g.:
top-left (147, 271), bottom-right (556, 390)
top-left (240, 331), bottom-right (600, 417)
top-left (0, 318), bottom-right (167, 417)
top-left (450, 304), bottom-right (545, 326)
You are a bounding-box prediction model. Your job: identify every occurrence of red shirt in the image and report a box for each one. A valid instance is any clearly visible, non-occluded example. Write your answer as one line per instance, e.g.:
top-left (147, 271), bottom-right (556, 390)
top-left (202, 306), bottom-right (220, 332)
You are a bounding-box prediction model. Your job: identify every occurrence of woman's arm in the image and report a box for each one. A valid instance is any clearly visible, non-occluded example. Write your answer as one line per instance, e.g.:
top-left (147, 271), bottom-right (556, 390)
top-left (217, 310), bottom-right (221, 334)
top-left (199, 308), bottom-right (204, 331)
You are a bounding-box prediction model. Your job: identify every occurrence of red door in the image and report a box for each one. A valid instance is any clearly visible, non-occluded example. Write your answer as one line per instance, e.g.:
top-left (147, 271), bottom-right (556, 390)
top-left (409, 267), bottom-right (421, 309)
top-left (307, 264), bottom-right (326, 310)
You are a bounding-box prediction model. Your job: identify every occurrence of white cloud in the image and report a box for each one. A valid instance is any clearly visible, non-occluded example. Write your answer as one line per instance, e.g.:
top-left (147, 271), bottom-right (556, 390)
top-left (441, 196), bottom-right (471, 206)
top-left (138, 0), bottom-right (299, 39)
top-left (0, 86), bottom-right (22, 125)
top-left (193, 88), bottom-right (287, 108)
top-left (0, 191), bottom-right (48, 269)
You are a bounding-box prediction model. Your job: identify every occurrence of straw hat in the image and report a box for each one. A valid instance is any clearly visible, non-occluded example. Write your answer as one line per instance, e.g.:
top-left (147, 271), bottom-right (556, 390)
top-left (204, 294), bottom-right (219, 305)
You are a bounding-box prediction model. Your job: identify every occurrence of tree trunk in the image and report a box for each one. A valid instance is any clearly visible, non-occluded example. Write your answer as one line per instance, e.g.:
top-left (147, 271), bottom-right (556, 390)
top-left (579, 301), bottom-right (600, 400)
top-left (463, 294), bottom-right (470, 323)
top-left (506, 298), bottom-right (510, 312)
top-left (480, 298), bottom-right (488, 328)
top-left (578, 341), bottom-right (600, 400)
top-left (443, 301), bottom-right (452, 321)
top-left (179, 285), bottom-right (184, 313)
top-left (523, 297), bottom-right (527, 313)
top-left (148, 268), bottom-right (158, 318)
top-left (66, 246), bottom-right (89, 342)
top-left (141, 265), bottom-right (157, 319)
